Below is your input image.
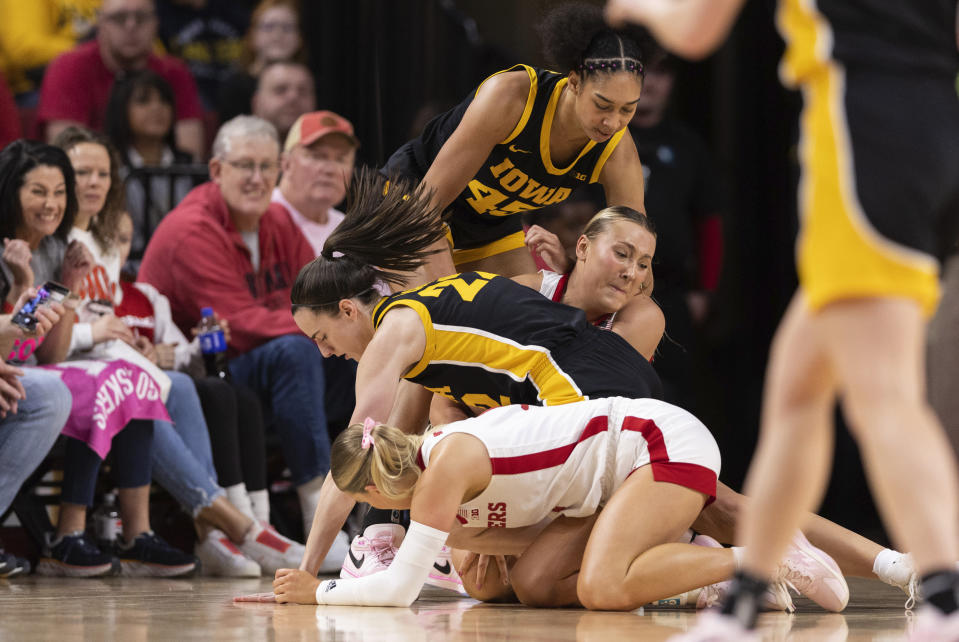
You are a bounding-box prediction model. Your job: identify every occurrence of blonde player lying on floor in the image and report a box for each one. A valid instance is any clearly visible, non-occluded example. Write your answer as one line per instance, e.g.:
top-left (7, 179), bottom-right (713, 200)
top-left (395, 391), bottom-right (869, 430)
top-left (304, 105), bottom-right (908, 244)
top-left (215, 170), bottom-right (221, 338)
top-left (236, 397), bottom-right (847, 609)
top-left (506, 208), bottom-right (920, 603)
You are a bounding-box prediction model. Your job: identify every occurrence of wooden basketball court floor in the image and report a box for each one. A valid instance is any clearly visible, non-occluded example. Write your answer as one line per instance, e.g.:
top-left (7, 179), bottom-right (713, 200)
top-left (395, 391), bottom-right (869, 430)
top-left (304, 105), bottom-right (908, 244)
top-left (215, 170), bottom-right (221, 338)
top-left (0, 576), bottom-right (917, 640)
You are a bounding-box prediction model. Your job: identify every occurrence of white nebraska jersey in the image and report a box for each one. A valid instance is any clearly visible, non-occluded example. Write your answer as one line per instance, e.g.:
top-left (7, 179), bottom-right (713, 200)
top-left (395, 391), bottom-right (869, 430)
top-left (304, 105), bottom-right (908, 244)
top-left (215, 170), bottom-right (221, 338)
top-left (417, 397), bottom-right (720, 529)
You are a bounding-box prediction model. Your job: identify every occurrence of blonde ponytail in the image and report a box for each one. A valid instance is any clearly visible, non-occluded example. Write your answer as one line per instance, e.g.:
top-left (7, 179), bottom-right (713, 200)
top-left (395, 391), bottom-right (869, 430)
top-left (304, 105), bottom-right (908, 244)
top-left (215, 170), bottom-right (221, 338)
top-left (330, 422), bottom-right (424, 500)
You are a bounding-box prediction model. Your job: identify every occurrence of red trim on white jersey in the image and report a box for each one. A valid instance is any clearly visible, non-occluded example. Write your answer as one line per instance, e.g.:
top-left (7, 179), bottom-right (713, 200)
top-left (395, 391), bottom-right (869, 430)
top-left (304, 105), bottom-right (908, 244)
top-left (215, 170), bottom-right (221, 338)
top-left (419, 398), bottom-right (720, 528)
top-left (490, 415), bottom-right (608, 475)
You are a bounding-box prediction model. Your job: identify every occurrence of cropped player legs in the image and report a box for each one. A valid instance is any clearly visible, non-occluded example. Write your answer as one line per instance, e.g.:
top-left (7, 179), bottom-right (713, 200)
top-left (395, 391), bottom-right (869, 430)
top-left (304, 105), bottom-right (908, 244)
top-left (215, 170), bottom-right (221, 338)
top-left (736, 294), bottom-right (839, 579)
top-left (576, 467), bottom-right (726, 610)
top-left (738, 295), bottom-right (959, 582)
top-left (821, 297), bottom-right (959, 573)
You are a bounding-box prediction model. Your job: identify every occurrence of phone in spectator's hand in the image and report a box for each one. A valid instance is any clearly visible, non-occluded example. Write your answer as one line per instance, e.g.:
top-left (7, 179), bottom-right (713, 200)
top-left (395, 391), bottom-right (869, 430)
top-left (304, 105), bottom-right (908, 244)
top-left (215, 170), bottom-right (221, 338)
top-left (12, 281), bottom-right (70, 332)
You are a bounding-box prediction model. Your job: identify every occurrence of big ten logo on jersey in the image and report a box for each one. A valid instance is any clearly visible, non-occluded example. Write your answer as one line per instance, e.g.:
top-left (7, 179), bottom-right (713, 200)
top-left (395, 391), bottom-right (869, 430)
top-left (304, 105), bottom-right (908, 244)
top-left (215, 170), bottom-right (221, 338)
top-left (78, 265), bottom-right (116, 303)
top-left (487, 502), bottom-right (507, 528)
top-left (466, 158), bottom-right (572, 217)
top-left (416, 272), bottom-right (495, 302)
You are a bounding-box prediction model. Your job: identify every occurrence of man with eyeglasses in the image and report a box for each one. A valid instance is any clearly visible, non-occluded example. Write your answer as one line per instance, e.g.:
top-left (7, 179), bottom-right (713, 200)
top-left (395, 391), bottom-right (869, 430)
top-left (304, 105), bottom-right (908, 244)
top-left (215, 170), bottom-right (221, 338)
top-left (37, 0), bottom-right (205, 159)
top-left (138, 116), bottom-right (352, 564)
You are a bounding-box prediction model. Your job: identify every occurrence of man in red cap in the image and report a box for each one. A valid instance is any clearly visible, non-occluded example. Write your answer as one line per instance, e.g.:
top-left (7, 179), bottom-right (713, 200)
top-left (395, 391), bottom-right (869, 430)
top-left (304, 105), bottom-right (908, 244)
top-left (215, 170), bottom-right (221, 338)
top-left (138, 115), bottom-right (354, 559)
top-left (272, 110), bottom-right (359, 256)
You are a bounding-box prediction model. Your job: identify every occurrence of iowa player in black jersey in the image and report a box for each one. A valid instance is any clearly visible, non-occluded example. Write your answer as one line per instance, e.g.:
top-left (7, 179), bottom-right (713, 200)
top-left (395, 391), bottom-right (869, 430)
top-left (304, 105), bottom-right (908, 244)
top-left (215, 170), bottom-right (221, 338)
top-left (280, 169), bottom-right (662, 583)
top-left (610, 0), bottom-right (959, 638)
top-left (384, 3), bottom-right (657, 282)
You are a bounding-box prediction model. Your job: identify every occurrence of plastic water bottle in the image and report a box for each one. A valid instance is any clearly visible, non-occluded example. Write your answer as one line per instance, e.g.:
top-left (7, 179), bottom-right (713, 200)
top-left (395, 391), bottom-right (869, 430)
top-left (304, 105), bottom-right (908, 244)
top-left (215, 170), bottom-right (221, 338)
top-left (198, 307), bottom-right (230, 380)
top-left (94, 492), bottom-right (122, 549)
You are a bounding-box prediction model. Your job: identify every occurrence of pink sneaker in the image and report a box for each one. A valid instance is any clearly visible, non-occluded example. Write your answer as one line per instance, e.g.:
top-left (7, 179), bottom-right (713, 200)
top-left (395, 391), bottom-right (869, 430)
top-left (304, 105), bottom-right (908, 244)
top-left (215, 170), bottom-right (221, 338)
top-left (425, 545), bottom-right (467, 594)
top-left (691, 534), bottom-right (723, 549)
top-left (340, 524), bottom-right (404, 579)
top-left (908, 606), bottom-right (959, 641)
top-left (695, 579), bottom-right (794, 612)
top-left (777, 532), bottom-right (848, 612)
top-left (689, 533), bottom-right (793, 612)
top-left (667, 611), bottom-right (760, 642)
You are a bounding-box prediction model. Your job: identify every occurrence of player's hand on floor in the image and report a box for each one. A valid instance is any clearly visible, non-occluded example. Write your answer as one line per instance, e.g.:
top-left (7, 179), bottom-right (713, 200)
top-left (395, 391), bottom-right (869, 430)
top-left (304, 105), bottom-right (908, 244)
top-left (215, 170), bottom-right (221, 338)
top-left (460, 553), bottom-right (510, 589)
top-left (273, 568), bottom-right (321, 604)
top-left (233, 592), bottom-right (277, 603)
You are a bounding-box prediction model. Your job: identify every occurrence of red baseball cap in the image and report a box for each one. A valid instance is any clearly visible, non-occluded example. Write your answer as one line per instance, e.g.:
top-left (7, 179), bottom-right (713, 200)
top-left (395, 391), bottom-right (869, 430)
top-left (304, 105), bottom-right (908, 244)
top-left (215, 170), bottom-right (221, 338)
top-left (284, 110), bottom-right (359, 152)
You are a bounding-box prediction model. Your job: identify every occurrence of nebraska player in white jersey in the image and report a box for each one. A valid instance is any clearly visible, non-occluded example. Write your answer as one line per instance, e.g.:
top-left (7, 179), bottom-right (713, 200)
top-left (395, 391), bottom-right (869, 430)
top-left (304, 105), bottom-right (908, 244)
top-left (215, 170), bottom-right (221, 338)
top-left (240, 397), bottom-right (847, 611)
top-left (422, 398), bottom-right (719, 530)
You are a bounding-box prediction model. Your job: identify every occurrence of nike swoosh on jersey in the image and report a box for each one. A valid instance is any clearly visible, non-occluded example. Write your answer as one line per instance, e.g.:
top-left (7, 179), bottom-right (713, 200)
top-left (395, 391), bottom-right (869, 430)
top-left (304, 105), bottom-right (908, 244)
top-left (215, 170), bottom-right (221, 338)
top-left (433, 561), bottom-right (452, 574)
top-left (508, 144), bottom-right (531, 154)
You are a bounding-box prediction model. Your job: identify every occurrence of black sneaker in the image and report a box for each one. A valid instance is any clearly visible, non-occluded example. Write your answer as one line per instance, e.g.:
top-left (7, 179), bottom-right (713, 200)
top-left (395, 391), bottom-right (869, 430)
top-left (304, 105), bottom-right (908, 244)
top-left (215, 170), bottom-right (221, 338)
top-left (116, 531), bottom-right (198, 577)
top-left (36, 531), bottom-right (119, 577)
top-left (0, 547), bottom-right (30, 578)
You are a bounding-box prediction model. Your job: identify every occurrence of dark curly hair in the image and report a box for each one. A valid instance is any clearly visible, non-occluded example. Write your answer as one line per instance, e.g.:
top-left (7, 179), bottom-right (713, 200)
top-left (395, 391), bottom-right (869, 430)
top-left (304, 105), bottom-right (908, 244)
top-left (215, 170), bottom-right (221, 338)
top-left (0, 140), bottom-right (77, 244)
top-left (537, 2), bottom-right (661, 79)
top-left (52, 126), bottom-right (125, 254)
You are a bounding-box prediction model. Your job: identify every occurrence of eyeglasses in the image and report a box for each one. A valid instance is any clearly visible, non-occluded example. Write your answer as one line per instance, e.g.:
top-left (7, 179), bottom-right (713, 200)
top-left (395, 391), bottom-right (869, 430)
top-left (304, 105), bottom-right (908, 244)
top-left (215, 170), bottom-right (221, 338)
top-left (100, 9), bottom-right (156, 27)
top-left (224, 159), bottom-right (280, 178)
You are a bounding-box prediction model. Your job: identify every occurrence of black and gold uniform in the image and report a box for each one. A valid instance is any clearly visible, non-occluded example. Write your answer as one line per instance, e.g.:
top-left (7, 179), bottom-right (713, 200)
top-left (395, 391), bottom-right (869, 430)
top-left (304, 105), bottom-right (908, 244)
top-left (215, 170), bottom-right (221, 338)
top-left (777, 0), bottom-right (959, 316)
top-left (371, 271), bottom-right (662, 411)
top-left (383, 64), bottom-right (628, 265)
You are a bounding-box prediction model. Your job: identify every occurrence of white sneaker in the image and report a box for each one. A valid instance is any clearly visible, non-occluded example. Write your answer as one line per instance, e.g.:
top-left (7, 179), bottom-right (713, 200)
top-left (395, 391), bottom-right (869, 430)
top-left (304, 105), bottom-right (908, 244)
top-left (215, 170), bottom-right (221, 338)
top-left (876, 551), bottom-right (920, 608)
top-left (196, 529), bottom-right (261, 577)
top-left (667, 611), bottom-right (761, 642)
top-left (776, 532), bottom-right (849, 612)
top-left (424, 545), bottom-right (467, 595)
top-left (908, 606), bottom-right (959, 641)
top-left (319, 530), bottom-right (350, 574)
top-left (238, 521), bottom-right (305, 575)
top-left (340, 524), bottom-right (404, 578)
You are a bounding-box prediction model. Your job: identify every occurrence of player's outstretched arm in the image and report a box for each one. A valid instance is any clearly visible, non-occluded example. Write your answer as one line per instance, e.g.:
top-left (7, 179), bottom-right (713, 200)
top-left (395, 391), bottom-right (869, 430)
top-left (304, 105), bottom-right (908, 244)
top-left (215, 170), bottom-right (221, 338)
top-left (605, 0), bottom-right (746, 60)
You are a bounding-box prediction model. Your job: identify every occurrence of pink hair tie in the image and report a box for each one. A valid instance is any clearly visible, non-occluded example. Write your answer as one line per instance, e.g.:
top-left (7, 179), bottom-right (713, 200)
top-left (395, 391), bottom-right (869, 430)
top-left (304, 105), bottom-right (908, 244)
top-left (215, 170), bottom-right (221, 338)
top-left (361, 417), bottom-right (376, 450)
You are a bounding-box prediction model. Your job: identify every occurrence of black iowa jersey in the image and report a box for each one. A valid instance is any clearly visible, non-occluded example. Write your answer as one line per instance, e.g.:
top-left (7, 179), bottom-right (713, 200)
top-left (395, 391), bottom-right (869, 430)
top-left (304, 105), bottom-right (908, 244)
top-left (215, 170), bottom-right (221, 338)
top-left (383, 64), bottom-right (628, 250)
top-left (371, 272), bottom-right (662, 411)
top-left (779, 0), bottom-right (959, 83)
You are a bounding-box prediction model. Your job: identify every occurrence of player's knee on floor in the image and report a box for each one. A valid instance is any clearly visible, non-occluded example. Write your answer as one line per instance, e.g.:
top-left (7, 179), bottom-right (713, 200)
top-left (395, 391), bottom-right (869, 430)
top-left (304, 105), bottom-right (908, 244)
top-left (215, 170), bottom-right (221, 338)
top-left (450, 550), bottom-right (517, 603)
top-left (576, 565), bottom-right (635, 611)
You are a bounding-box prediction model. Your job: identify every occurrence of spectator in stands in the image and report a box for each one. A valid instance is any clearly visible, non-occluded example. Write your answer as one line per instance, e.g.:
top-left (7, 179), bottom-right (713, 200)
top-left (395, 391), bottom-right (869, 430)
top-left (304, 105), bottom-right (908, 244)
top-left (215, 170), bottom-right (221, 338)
top-left (0, 0), bottom-right (99, 107)
top-left (218, 0), bottom-right (305, 123)
top-left (53, 125), bottom-right (310, 576)
top-left (36, 0), bottom-right (205, 159)
top-left (0, 295), bottom-right (72, 578)
top-left (0, 139), bottom-right (196, 578)
top-left (272, 110), bottom-right (357, 256)
top-left (139, 116), bottom-right (354, 544)
top-left (250, 61), bottom-right (315, 145)
top-left (105, 70), bottom-right (198, 271)
top-left (0, 71), bottom-right (20, 150)
top-left (156, 0), bottom-right (251, 110)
